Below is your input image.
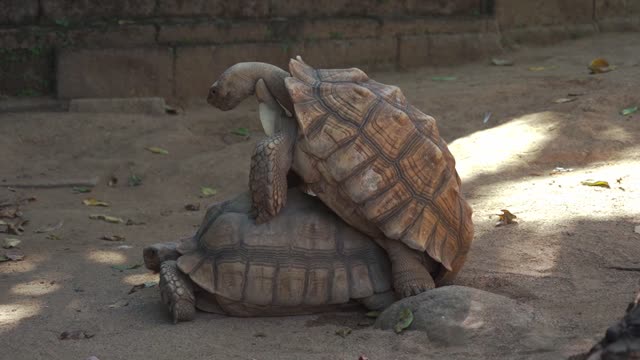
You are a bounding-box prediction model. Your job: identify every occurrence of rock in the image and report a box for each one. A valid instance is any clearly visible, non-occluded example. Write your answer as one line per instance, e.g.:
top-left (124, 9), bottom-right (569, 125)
top-left (376, 286), bottom-right (552, 350)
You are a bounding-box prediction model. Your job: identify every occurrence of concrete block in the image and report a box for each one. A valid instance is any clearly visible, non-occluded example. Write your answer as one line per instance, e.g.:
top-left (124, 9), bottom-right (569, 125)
top-left (290, 37), bottom-right (397, 70)
top-left (381, 17), bottom-right (487, 36)
top-left (598, 17), bottom-right (640, 32)
top-left (0, 0), bottom-right (38, 25)
top-left (300, 18), bottom-right (381, 40)
top-left (175, 44), bottom-right (289, 99)
top-left (405, 0), bottom-right (482, 16)
top-left (428, 33), bottom-right (502, 66)
top-left (158, 21), bottom-right (270, 45)
top-left (157, 0), bottom-right (268, 17)
top-left (42, 0), bottom-right (156, 22)
top-left (398, 35), bottom-right (430, 69)
top-left (68, 97), bottom-right (167, 115)
top-left (57, 47), bottom-right (174, 99)
top-left (495, 0), bottom-right (594, 29)
top-left (0, 48), bottom-right (53, 96)
top-left (66, 25), bottom-right (156, 48)
top-left (269, 0), bottom-right (350, 17)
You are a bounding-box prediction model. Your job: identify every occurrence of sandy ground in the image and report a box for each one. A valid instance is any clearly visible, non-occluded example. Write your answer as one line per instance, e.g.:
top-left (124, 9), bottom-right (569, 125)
top-left (1, 33), bottom-right (640, 360)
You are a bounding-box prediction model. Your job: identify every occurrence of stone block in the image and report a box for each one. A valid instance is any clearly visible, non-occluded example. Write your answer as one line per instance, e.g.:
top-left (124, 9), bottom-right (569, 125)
top-left (269, 0), bottom-right (350, 17)
top-left (398, 35), bottom-right (430, 69)
top-left (158, 21), bottom-right (270, 45)
top-left (0, 0), bottom-right (38, 25)
top-left (381, 17), bottom-right (487, 36)
top-left (57, 47), bottom-right (174, 99)
top-left (69, 97), bottom-right (167, 115)
top-left (595, 0), bottom-right (640, 18)
top-left (175, 44), bottom-right (290, 99)
top-left (157, 0), bottom-right (268, 17)
top-left (300, 18), bottom-right (381, 40)
top-left (598, 17), bottom-right (640, 32)
top-left (0, 48), bottom-right (54, 96)
top-left (290, 37), bottom-right (397, 70)
top-left (495, 0), bottom-right (594, 29)
top-left (66, 25), bottom-right (156, 48)
top-left (428, 33), bottom-right (501, 66)
top-left (406, 0), bottom-right (482, 16)
top-left (42, 0), bottom-right (156, 22)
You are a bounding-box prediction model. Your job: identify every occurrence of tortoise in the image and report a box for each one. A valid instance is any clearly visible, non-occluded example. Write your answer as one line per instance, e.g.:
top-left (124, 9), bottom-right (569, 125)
top-left (206, 58), bottom-right (474, 297)
top-left (143, 188), bottom-right (397, 323)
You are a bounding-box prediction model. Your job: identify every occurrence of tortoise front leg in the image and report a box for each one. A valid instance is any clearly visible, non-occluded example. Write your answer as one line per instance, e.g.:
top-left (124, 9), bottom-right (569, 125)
top-left (383, 239), bottom-right (435, 298)
top-left (159, 260), bottom-right (196, 323)
top-left (249, 79), bottom-right (297, 224)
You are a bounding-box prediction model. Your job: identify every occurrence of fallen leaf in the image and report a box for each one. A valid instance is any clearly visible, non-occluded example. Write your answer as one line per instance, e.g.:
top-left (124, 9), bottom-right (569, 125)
top-left (3, 238), bottom-right (21, 249)
top-left (200, 187), bottom-right (217, 198)
top-left (0, 206), bottom-right (20, 218)
top-left (431, 76), bottom-right (457, 81)
top-left (116, 245), bottom-right (132, 249)
top-left (635, 225), bottom-right (640, 234)
top-left (165, 105), bottom-right (178, 115)
top-left (89, 214), bottom-right (124, 224)
top-left (128, 174), bottom-right (142, 187)
top-left (128, 281), bottom-right (157, 294)
top-left (107, 176), bottom-right (118, 187)
top-left (495, 209), bottom-right (518, 226)
top-left (528, 66), bottom-right (547, 71)
top-left (231, 127), bottom-right (250, 137)
top-left (107, 299), bottom-right (129, 309)
top-left (589, 58), bottom-right (613, 74)
top-left (111, 264), bottom-right (142, 271)
top-left (491, 58), bottom-right (514, 66)
top-left (553, 97), bottom-right (577, 104)
top-left (550, 167), bottom-right (573, 175)
top-left (59, 330), bottom-right (95, 340)
top-left (0, 218), bottom-right (28, 235)
top-left (617, 177), bottom-right (623, 184)
top-left (581, 180), bottom-right (610, 188)
top-left (482, 112), bottom-right (492, 124)
top-left (34, 220), bottom-right (64, 233)
top-left (101, 235), bottom-right (125, 242)
top-left (125, 219), bottom-right (145, 226)
top-left (365, 311), bottom-right (381, 318)
top-left (185, 203), bottom-right (200, 211)
top-left (0, 254), bottom-right (8, 262)
top-left (621, 106), bottom-right (638, 116)
top-left (145, 146), bottom-right (169, 155)
top-left (253, 332), bottom-right (267, 338)
top-left (83, 198), bottom-right (110, 207)
top-left (46, 234), bottom-right (61, 241)
top-left (86, 356), bottom-right (100, 360)
top-left (72, 187), bottom-right (92, 194)
top-left (335, 327), bottom-right (352, 337)
top-left (359, 355), bottom-right (370, 360)
top-left (394, 308), bottom-right (414, 334)
top-left (5, 249), bottom-right (25, 261)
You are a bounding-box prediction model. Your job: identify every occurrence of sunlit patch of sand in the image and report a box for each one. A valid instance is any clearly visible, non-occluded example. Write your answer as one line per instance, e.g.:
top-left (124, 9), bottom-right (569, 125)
top-left (122, 272), bottom-right (159, 286)
top-left (86, 250), bottom-right (127, 265)
top-left (0, 302), bottom-right (41, 331)
top-left (11, 281), bottom-right (61, 296)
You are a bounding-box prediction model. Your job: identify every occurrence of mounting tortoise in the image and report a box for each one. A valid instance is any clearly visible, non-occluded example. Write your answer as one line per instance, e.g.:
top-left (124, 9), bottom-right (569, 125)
top-left (143, 188), bottom-right (408, 323)
top-left (207, 58), bottom-right (474, 297)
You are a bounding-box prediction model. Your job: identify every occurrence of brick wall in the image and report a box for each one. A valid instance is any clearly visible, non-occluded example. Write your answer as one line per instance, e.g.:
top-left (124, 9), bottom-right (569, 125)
top-left (0, 0), bottom-right (638, 100)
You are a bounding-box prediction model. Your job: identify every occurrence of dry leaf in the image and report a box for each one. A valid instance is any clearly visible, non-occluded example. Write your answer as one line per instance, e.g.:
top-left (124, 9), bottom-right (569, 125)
top-left (231, 128), bottom-right (250, 137)
top-left (394, 308), bottom-right (414, 334)
top-left (621, 106), bottom-right (638, 116)
top-left (358, 355), bottom-right (370, 360)
top-left (482, 112), bottom-right (492, 124)
top-left (496, 209), bottom-right (517, 226)
top-left (128, 281), bottom-right (157, 294)
top-left (589, 58), bottom-right (613, 74)
top-left (89, 214), bottom-right (124, 224)
top-left (145, 146), bottom-right (169, 155)
top-left (0, 206), bottom-right (20, 218)
top-left (101, 235), bottom-right (125, 242)
top-left (185, 203), bottom-right (200, 211)
top-left (72, 187), bottom-right (92, 194)
top-left (491, 58), bottom-right (513, 66)
top-left (107, 176), bottom-right (118, 187)
top-left (3, 238), bottom-right (21, 249)
top-left (34, 220), bottom-right (64, 233)
top-left (111, 264), bottom-right (141, 271)
top-left (550, 167), bottom-right (573, 175)
top-left (581, 180), bottom-right (610, 188)
top-left (365, 311), bottom-right (381, 318)
top-left (200, 187), bottom-right (217, 198)
top-left (0, 254), bottom-right (8, 262)
top-left (5, 248), bottom-right (25, 261)
top-left (125, 219), bottom-right (145, 226)
top-left (634, 225), bottom-right (640, 235)
top-left (108, 299), bottom-right (129, 309)
top-left (46, 234), bottom-right (61, 241)
top-left (553, 98), bottom-right (577, 104)
top-left (59, 330), bottom-right (95, 340)
top-left (335, 327), bottom-right (352, 337)
top-left (83, 198), bottom-right (110, 207)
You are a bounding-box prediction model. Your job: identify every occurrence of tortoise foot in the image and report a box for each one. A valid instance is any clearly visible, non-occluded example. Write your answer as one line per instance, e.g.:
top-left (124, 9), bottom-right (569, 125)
top-left (159, 260), bottom-right (196, 323)
top-left (393, 269), bottom-right (435, 298)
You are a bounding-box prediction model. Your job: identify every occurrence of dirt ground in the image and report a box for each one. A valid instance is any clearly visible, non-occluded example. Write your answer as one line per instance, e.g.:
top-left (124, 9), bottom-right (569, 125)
top-left (1, 33), bottom-right (639, 360)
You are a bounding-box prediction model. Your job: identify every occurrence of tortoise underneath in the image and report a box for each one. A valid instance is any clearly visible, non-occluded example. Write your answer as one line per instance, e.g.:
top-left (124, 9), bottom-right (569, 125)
top-left (143, 189), bottom-right (404, 323)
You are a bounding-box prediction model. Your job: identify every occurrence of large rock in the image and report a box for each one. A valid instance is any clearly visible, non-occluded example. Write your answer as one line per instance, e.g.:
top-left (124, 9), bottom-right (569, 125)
top-left (375, 286), bottom-right (549, 349)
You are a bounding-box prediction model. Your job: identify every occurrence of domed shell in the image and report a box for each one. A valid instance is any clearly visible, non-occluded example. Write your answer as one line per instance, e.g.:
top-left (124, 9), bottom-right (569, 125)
top-left (285, 59), bottom-right (473, 272)
top-left (176, 190), bottom-right (391, 307)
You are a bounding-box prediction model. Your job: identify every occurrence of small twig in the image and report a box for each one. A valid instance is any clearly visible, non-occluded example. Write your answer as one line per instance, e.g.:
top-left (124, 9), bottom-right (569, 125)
top-left (2, 177), bottom-right (99, 189)
top-left (605, 266), bottom-right (640, 272)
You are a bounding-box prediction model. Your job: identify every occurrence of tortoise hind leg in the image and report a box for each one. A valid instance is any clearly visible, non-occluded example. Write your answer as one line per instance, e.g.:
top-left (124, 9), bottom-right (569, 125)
top-left (159, 260), bottom-right (196, 323)
top-left (358, 291), bottom-right (397, 311)
top-left (383, 239), bottom-right (435, 298)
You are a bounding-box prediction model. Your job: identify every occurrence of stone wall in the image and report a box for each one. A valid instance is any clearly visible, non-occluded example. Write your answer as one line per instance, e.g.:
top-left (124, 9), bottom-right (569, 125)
top-left (0, 0), bottom-right (638, 101)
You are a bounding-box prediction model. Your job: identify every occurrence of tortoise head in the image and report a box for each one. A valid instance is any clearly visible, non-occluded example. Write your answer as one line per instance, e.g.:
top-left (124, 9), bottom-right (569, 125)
top-left (207, 63), bottom-right (258, 111)
top-left (143, 243), bottom-right (179, 273)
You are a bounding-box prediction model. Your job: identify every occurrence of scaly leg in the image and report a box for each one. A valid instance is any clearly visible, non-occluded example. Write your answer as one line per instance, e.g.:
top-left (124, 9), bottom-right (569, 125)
top-left (159, 260), bottom-right (196, 324)
top-left (383, 239), bottom-right (435, 298)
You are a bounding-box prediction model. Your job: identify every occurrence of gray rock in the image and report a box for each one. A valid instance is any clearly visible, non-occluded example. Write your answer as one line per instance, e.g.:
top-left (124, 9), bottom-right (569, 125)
top-left (68, 97), bottom-right (166, 115)
top-left (376, 286), bottom-right (553, 351)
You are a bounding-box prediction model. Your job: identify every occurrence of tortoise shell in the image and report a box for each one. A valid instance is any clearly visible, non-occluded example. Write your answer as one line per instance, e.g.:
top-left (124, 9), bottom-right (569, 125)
top-left (284, 59), bottom-right (473, 273)
top-left (174, 190), bottom-right (392, 308)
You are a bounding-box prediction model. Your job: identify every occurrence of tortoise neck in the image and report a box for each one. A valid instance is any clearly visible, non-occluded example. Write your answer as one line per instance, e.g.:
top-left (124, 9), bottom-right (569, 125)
top-left (235, 62), bottom-right (293, 114)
